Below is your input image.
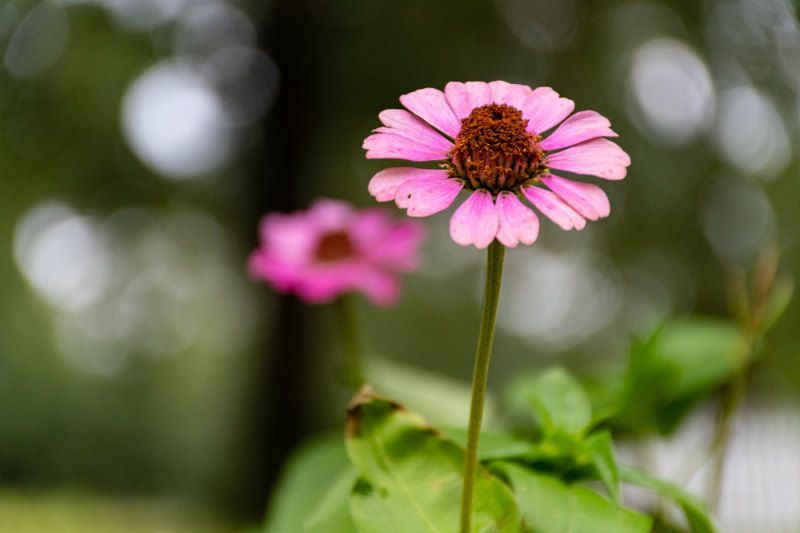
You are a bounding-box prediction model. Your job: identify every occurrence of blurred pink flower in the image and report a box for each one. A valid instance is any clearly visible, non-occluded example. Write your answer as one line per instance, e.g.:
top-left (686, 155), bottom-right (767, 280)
top-left (248, 198), bottom-right (425, 306)
top-left (364, 81), bottom-right (630, 248)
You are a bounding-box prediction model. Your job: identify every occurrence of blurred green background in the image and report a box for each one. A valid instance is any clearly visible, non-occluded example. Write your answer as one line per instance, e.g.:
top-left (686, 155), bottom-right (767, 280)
top-left (1, 0), bottom-right (799, 531)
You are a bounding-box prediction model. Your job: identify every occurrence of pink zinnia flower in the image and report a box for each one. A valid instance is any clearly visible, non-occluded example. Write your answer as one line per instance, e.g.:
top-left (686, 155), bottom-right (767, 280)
top-left (248, 198), bottom-right (424, 306)
top-left (364, 81), bottom-right (631, 248)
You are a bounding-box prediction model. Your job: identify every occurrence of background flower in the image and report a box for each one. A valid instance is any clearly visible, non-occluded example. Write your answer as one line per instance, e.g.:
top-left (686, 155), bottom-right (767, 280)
top-left (365, 81), bottom-right (630, 248)
top-left (249, 198), bottom-right (425, 306)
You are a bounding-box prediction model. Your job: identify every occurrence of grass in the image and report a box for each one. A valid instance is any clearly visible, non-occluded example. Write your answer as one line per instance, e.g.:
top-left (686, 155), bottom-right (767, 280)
top-left (0, 490), bottom-right (236, 533)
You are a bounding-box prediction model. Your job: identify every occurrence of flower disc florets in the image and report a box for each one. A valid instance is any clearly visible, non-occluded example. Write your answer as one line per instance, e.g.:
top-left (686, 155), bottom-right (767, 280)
top-left (314, 231), bottom-right (354, 262)
top-left (449, 104), bottom-right (544, 192)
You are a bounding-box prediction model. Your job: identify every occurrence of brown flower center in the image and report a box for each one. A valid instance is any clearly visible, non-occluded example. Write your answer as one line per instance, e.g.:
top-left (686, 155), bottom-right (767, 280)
top-left (315, 232), bottom-right (354, 262)
top-left (448, 103), bottom-right (544, 193)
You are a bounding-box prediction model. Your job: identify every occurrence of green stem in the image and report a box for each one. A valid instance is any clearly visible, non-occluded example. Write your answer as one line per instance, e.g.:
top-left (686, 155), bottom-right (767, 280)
top-left (333, 294), bottom-right (366, 390)
top-left (708, 246), bottom-right (779, 511)
top-left (460, 240), bottom-right (505, 533)
top-left (708, 362), bottom-right (748, 512)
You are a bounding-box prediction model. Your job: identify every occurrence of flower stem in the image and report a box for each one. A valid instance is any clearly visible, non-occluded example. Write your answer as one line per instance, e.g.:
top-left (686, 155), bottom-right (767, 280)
top-left (333, 294), bottom-right (366, 390)
top-left (460, 240), bottom-right (505, 533)
top-left (708, 362), bottom-right (748, 511)
top-left (708, 246), bottom-right (779, 510)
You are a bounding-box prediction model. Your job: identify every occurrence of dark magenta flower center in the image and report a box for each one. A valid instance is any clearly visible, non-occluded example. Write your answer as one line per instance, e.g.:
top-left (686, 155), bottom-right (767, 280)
top-left (315, 232), bottom-right (354, 262)
top-left (448, 104), bottom-right (544, 193)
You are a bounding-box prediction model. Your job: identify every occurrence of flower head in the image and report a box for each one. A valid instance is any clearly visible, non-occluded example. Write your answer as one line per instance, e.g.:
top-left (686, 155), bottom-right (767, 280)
top-left (248, 198), bottom-right (425, 306)
top-left (364, 81), bottom-right (631, 248)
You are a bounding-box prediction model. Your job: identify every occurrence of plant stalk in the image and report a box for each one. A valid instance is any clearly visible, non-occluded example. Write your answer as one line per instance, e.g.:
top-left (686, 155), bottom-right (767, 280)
top-left (333, 294), bottom-right (366, 390)
top-left (708, 246), bottom-right (779, 511)
top-left (460, 240), bottom-right (505, 533)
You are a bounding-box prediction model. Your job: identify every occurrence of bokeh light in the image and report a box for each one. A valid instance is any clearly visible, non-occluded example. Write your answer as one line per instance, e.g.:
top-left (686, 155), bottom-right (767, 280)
top-left (712, 86), bottom-right (791, 179)
top-left (121, 60), bottom-right (232, 179)
top-left (628, 38), bottom-right (715, 145)
top-left (3, 1), bottom-right (68, 78)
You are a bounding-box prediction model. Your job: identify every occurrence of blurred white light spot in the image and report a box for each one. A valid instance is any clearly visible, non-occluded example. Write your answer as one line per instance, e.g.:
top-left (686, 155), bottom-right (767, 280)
top-left (174, 3), bottom-right (256, 58)
top-left (55, 312), bottom-right (131, 377)
top-left (4, 2), bottom-right (69, 78)
top-left (628, 38), bottom-right (714, 145)
top-left (499, 249), bottom-right (620, 347)
top-left (203, 46), bottom-right (280, 126)
top-left (700, 179), bottom-right (775, 262)
top-left (122, 60), bottom-right (231, 179)
top-left (13, 201), bottom-right (110, 311)
top-left (713, 87), bottom-right (790, 179)
top-left (497, 0), bottom-right (576, 53)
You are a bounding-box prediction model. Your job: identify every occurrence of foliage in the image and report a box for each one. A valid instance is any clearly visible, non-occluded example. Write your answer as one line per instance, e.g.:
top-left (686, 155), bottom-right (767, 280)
top-left (262, 352), bottom-right (731, 533)
top-left (345, 389), bottom-right (521, 533)
top-left (587, 317), bottom-right (746, 436)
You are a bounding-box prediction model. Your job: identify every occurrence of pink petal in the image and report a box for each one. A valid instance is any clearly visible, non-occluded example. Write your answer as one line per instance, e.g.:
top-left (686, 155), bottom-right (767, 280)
top-left (399, 88), bottom-right (462, 138)
top-left (449, 189), bottom-right (499, 248)
top-left (349, 209), bottom-right (425, 271)
top-left (358, 269), bottom-right (401, 307)
top-left (521, 185), bottom-right (586, 231)
top-left (545, 138), bottom-right (631, 180)
top-left (521, 87), bottom-right (575, 135)
top-left (540, 174), bottom-right (610, 220)
top-left (368, 167), bottom-right (448, 202)
top-left (307, 198), bottom-right (355, 230)
top-left (444, 81), bottom-right (492, 119)
top-left (294, 264), bottom-right (359, 304)
top-left (495, 191), bottom-right (540, 247)
top-left (363, 132), bottom-right (449, 162)
top-left (258, 213), bottom-right (316, 261)
top-left (489, 80), bottom-right (533, 110)
top-left (370, 222), bottom-right (426, 271)
top-left (539, 110), bottom-right (618, 151)
top-left (395, 178), bottom-right (464, 217)
top-left (376, 109), bottom-right (454, 153)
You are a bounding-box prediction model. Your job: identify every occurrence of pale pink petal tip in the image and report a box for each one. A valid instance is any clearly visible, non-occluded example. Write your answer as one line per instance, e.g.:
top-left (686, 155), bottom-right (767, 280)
top-left (368, 167), bottom-right (448, 202)
top-left (395, 178), bottom-right (464, 217)
top-left (522, 87), bottom-right (575, 134)
top-left (541, 174), bottom-right (610, 220)
top-left (545, 138), bottom-right (631, 180)
top-left (399, 87), bottom-right (462, 138)
top-left (376, 109), bottom-right (454, 153)
top-left (489, 80), bottom-right (533, 109)
top-left (444, 81), bottom-right (492, 119)
top-left (521, 185), bottom-right (586, 231)
top-left (363, 132), bottom-right (449, 162)
top-left (449, 189), bottom-right (499, 248)
top-left (540, 110), bottom-right (618, 151)
top-left (496, 191), bottom-right (540, 247)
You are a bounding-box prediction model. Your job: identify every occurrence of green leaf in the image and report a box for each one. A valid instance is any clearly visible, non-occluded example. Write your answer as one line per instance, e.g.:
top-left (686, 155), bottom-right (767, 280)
top-left (582, 430), bottom-right (620, 504)
top-left (619, 465), bottom-right (717, 533)
top-left (617, 317), bottom-right (744, 435)
top-left (345, 388), bottom-right (521, 533)
top-left (365, 356), bottom-right (498, 429)
top-left (440, 428), bottom-right (543, 461)
top-left (509, 367), bottom-right (593, 437)
top-left (493, 462), bottom-right (652, 533)
top-left (263, 434), bottom-right (357, 533)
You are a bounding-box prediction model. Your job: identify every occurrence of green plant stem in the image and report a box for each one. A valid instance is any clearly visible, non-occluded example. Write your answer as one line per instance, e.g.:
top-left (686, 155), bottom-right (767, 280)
top-left (333, 294), bottom-right (366, 390)
top-left (708, 362), bottom-right (748, 512)
top-left (460, 240), bottom-right (505, 533)
top-left (708, 248), bottom-right (779, 511)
